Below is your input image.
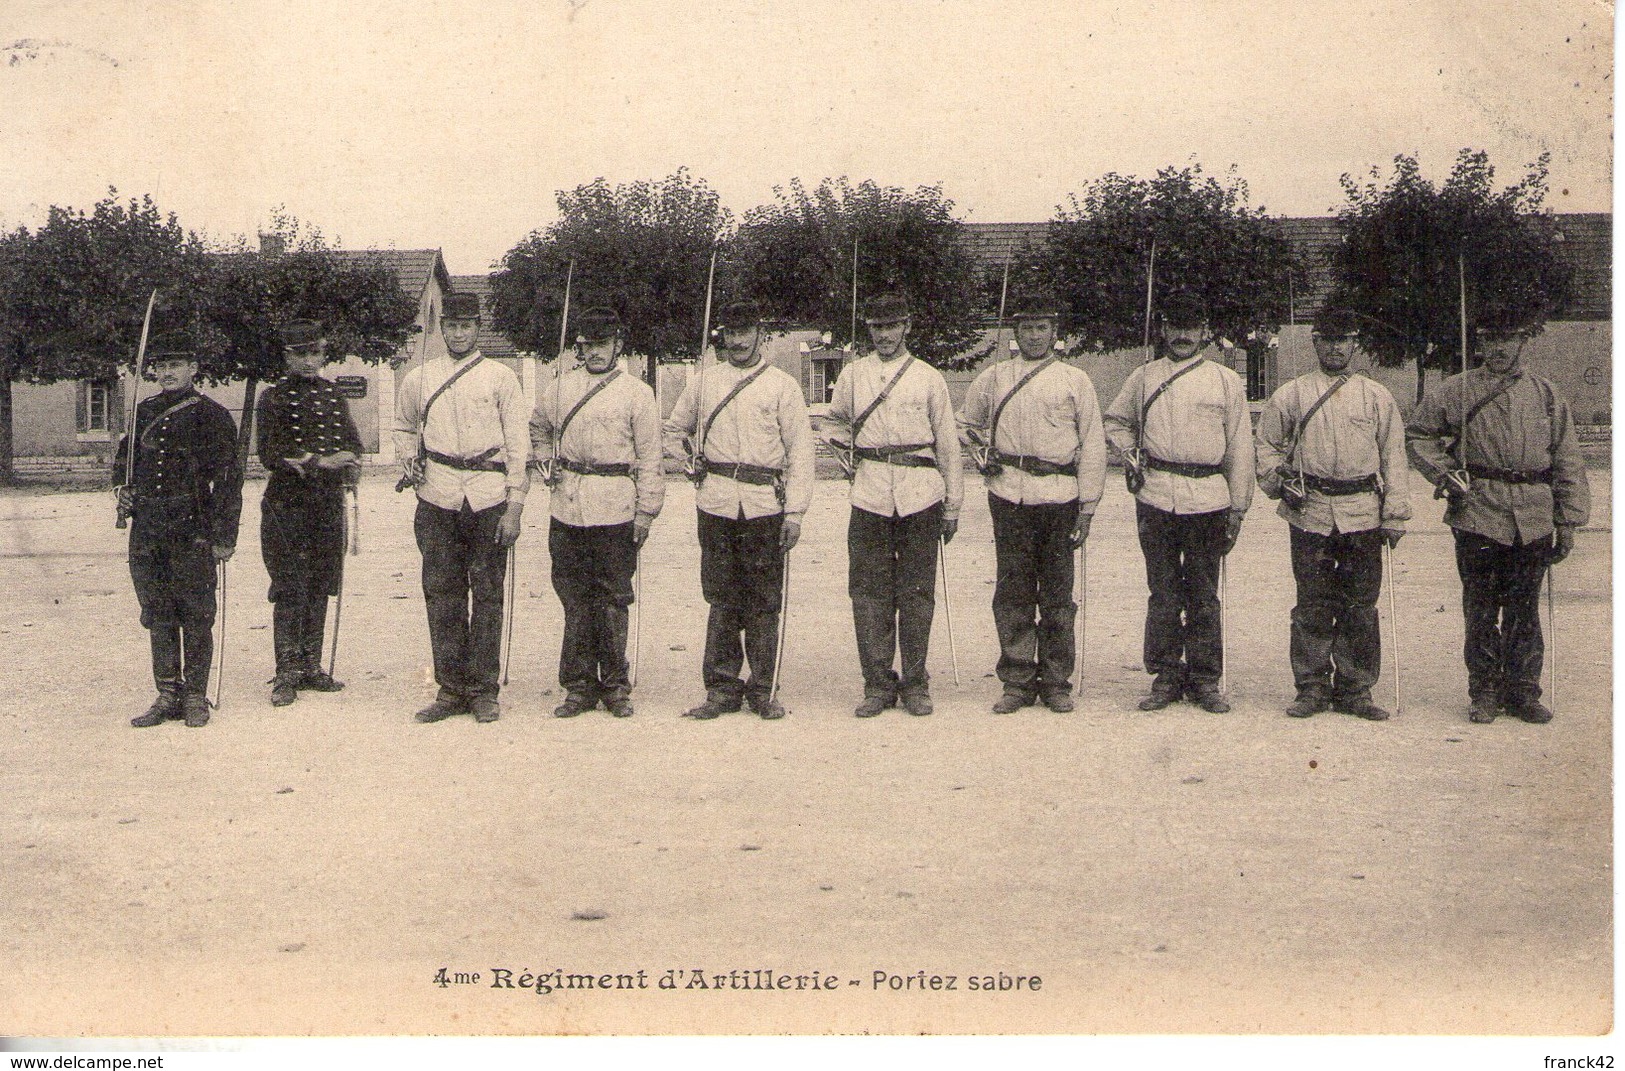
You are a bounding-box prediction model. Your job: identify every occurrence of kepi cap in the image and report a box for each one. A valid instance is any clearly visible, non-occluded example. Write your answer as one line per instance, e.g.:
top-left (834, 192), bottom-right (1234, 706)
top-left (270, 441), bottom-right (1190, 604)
top-left (279, 319), bottom-right (325, 349)
top-left (716, 299), bottom-right (763, 330)
top-left (1009, 292), bottom-right (1062, 321)
top-left (145, 332), bottom-right (195, 361)
top-left (574, 306), bottom-right (622, 342)
top-left (1157, 287), bottom-right (1208, 326)
top-left (1310, 307), bottom-right (1361, 339)
top-left (863, 292), bottom-right (911, 325)
top-left (443, 292), bottom-right (482, 321)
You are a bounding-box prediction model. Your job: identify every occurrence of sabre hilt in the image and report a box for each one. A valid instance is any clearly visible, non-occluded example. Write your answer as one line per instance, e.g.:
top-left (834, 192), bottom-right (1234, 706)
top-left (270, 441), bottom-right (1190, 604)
top-left (1279, 468), bottom-right (1308, 512)
top-left (529, 457), bottom-right (563, 490)
top-left (1435, 468), bottom-right (1471, 504)
top-left (679, 435), bottom-right (706, 486)
top-left (828, 439), bottom-right (855, 481)
top-left (394, 453), bottom-right (425, 494)
top-left (1121, 446), bottom-right (1146, 494)
top-left (965, 429), bottom-right (1001, 477)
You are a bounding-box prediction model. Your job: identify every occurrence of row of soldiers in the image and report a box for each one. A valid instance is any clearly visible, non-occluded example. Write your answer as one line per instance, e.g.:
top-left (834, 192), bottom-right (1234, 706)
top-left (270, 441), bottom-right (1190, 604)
top-left (112, 286), bottom-right (1590, 728)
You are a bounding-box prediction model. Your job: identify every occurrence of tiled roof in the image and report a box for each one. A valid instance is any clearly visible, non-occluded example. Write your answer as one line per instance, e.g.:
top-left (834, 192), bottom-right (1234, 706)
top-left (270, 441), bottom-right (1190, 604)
top-left (1548, 212), bottom-right (1610, 319)
top-left (962, 214), bottom-right (1610, 321)
top-left (450, 274), bottom-right (526, 359)
top-left (959, 222), bottom-right (1051, 267)
top-left (330, 249), bottom-right (451, 303)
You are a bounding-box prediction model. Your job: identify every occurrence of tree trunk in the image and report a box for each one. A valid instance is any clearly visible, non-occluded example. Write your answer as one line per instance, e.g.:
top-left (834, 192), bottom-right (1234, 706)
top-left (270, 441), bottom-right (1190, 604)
top-left (1414, 363), bottom-right (1427, 407)
top-left (237, 378), bottom-right (259, 474)
top-left (0, 366), bottom-right (13, 487)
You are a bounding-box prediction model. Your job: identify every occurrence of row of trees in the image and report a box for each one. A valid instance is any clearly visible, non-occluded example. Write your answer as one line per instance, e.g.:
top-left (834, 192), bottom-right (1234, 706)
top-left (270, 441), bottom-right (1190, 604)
top-left (0, 149), bottom-right (1575, 481)
top-left (491, 151), bottom-right (1573, 394)
top-left (0, 195), bottom-right (419, 481)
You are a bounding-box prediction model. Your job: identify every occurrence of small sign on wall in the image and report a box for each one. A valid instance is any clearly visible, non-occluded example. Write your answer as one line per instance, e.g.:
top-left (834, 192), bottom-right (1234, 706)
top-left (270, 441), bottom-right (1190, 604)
top-left (334, 375), bottom-right (368, 399)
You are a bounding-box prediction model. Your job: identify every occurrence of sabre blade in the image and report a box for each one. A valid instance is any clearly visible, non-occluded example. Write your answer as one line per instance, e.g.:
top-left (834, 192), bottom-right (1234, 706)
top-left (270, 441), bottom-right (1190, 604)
top-left (939, 536), bottom-right (961, 687)
top-left (116, 289), bottom-right (160, 528)
top-left (768, 549), bottom-right (791, 706)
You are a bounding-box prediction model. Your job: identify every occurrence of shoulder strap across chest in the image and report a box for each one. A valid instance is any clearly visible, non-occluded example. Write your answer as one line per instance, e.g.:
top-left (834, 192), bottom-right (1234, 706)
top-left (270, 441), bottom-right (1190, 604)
top-left (556, 368), bottom-right (623, 446)
top-left (988, 357), bottom-right (1058, 450)
top-left (138, 396), bottom-right (202, 447)
top-left (851, 356), bottom-right (916, 444)
top-left (1137, 358), bottom-right (1206, 447)
top-left (1287, 374), bottom-right (1352, 465)
top-left (698, 362), bottom-right (773, 455)
top-left (419, 356), bottom-right (485, 431)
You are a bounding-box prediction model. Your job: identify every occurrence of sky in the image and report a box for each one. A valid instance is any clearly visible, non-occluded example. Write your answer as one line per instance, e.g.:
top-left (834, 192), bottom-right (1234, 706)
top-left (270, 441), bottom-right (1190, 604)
top-left (0, 0), bottom-right (1612, 275)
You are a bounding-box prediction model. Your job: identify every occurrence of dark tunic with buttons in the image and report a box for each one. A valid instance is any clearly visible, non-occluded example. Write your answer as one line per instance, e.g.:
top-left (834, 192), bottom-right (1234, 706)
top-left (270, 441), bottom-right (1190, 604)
top-left (256, 373), bottom-right (364, 601)
top-left (112, 387), bottom-right (243, 630)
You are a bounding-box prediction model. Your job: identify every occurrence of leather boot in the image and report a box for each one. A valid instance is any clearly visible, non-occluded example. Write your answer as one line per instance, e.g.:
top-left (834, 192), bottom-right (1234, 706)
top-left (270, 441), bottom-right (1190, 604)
top-left (270, 601), bottom-right (302, 706)
top-left (133, 626), bottom-right (185, 727)
top-left (181, 624), bottom-right (214, 719)
top-left (299, 596), bottom-right (343, 692)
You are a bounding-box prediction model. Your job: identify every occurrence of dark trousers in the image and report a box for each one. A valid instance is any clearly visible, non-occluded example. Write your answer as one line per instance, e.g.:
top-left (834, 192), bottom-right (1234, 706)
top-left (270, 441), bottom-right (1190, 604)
top-left (262, 487), bottom-right (343, 675)
top-left (129, 524), bottom-right (218, 698)
top-left (989, 493), bottom-right (1077, 697)
top-left (698, 509), bottom-right (784, 701)
top-left (1135, 502), bottom-right (1226, 691)
top-left (415, 499), bottom-right (508, 701)
top-left (848, 503), bottom-right (941, 698)
top-left (550, 518), bottom-right (637, 701)
top-left (1288, 526), bottom-right (1383, 701)
top-left (1454, 529), bottom-right (1552, 702)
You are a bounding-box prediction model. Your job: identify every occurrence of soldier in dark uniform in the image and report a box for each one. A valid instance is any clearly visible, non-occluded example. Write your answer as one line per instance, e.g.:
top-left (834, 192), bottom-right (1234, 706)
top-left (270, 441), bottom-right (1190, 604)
top-left (256, 320), bottom-right (363, 706)
top-left (113, 337), bottom-right (243, 728)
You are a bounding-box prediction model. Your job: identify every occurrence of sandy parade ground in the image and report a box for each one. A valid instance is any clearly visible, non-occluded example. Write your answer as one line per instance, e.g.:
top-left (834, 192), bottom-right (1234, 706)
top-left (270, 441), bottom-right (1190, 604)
top-left (0, 466), bottom-right (1611, 1037)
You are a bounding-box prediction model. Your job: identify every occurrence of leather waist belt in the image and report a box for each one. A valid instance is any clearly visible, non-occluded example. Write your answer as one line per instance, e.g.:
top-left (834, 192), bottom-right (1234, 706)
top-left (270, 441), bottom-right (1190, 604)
top-left (855, 443), bottom-right (936, 468)
top-left (994, 452), bottom-right (1078, 478)
top-left (1146, 455), bottom-right (1223, 479)
top-left (1303, 473), bottom-right (1380, 496)
top-left (1468, 464), bottom-right (1552, 486)
top-left (426, 448), bottom-right (506, 474)
top-left (559, 457), bottom-right (632, 478)
top-left (700, 459), bottom-right (782, 486)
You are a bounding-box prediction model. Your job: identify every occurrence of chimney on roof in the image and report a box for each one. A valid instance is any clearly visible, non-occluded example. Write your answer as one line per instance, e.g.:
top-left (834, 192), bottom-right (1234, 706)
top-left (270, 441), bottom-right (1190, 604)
top-left (259, 233), bottom-right (286, 256)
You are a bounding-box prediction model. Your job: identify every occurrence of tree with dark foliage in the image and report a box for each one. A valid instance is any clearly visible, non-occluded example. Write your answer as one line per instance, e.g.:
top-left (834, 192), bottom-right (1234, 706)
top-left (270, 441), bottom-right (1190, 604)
top-left (0, 190), bottom-right (208, 484)
top-left (732, 177), bottom-right (988, 369)
top-left (490, 170), bottom-right (732, 383)
top-left (1326, 150), bottom-right (1573, 402)
top-left (1039, 163), bottom-right (1304, 369)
